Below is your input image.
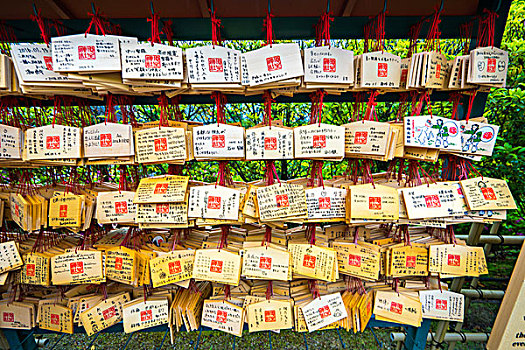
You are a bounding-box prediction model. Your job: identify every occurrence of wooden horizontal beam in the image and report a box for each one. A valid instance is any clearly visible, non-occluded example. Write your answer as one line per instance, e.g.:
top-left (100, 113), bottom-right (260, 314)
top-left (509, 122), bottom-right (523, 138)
top-left (0, 13), bottom-right (503, 42)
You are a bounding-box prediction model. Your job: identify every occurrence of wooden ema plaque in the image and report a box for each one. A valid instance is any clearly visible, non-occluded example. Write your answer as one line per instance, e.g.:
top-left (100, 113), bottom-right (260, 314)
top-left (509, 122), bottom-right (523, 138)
top-left (201, 300), bottom-right (244, 337)
top-left (122, 298), bottom-right (169, 333)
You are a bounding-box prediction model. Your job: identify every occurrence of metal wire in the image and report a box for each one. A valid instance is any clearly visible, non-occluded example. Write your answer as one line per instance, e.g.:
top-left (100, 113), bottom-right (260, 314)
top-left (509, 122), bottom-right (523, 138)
top-left (337, 327), bottom-right (346, 349)
top-left (194, 326), bottom-right (202, 350)
top-left (86, 332), bottom-right (101, 350)
top-left (157, 328), bottom-right (169, 350)
top-left (19, 330), bottom-right (35, 346)
top-left (303, 332), bottom-right (309, 350)
top-left (49, 334), bottom-right (65, 350)
top-left (120, 332), bottom-right (134, 350)
top-left (369, 327), bottom-right (383, 348)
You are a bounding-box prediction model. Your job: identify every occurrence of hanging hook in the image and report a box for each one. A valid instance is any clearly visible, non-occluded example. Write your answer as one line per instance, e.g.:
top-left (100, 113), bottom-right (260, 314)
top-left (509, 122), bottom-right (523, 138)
top-left (438, 0), bottom-right (444, 13)
top-left (326, 0), bottom-right (330, 13)
top-left (91, 2), bottom-right (96, 14)
top-left (150, 1), bottom-right (155, 15)
top-left (32, 3), bottom-right (38, 16)
top-left (383, 0), bottom-right (387, 13)
top-left (494, 0), bottom-right (502, 12)
top-left (268, 0), bottom-right (271, 14)
top-left (210, 0), bottom-right (214, 13)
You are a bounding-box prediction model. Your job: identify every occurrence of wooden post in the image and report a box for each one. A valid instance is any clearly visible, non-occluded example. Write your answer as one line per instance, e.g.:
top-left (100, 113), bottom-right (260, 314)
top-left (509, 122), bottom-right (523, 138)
top-left (487, 240), bottom-right (525, 349)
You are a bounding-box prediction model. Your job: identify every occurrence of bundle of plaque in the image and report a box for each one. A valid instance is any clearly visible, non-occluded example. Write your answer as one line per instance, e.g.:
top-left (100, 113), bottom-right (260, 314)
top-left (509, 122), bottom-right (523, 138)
top-left (0, 221), bottom-right (479, 335)
top-left (0, 6), bottom-right (512, 341)
top-left (4, 33), bottom-right (508, 98)
top-left (0, 114), bottom-right (501, 167)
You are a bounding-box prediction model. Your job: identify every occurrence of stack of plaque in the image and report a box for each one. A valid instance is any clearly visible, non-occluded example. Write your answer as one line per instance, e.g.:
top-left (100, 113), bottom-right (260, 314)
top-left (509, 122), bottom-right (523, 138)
top-left (120, 42), bottom-right (184, 94)
top-left (0, 53), bottom-right (21, 96)
top-left (301, 46), bottom-right (354, 93)
top-left (243, 43), bottom-right (304, 93)
top-left (185, 45), bottom-right (244, 93)
top-left (10, 43), bottom-right (86, 97)
top-left (406, 51), bottom-right (452, 90)
top-left (353, 51), bottom-right (402, 91)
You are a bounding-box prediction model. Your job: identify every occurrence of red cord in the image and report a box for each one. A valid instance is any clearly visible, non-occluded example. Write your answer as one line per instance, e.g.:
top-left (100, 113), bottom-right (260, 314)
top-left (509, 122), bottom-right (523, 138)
top-left (263, 11), bottom-right (274, 46)
top-left (465, 90), bottom-right (477, 123)
top-left (211, 92), bottom-right (227, 125)
top-left (210, 10), bottom-right (223, 46)
top-left (161, 20), bottom-right (174, 46)
top-left (85, 7), bottom-right (107, 36)
top-left (148, 11), bottom-right (161, 45)
top-left (425, 8), bottom-right (442, 52)
top-left (263, 91), bottom-right (274, 127)
top-left (30, 9), bottom-right (50, 45)
top-left (315, 12), bottom-right (333, 47)
top-left (158, 93), bottom-right (169, 127)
